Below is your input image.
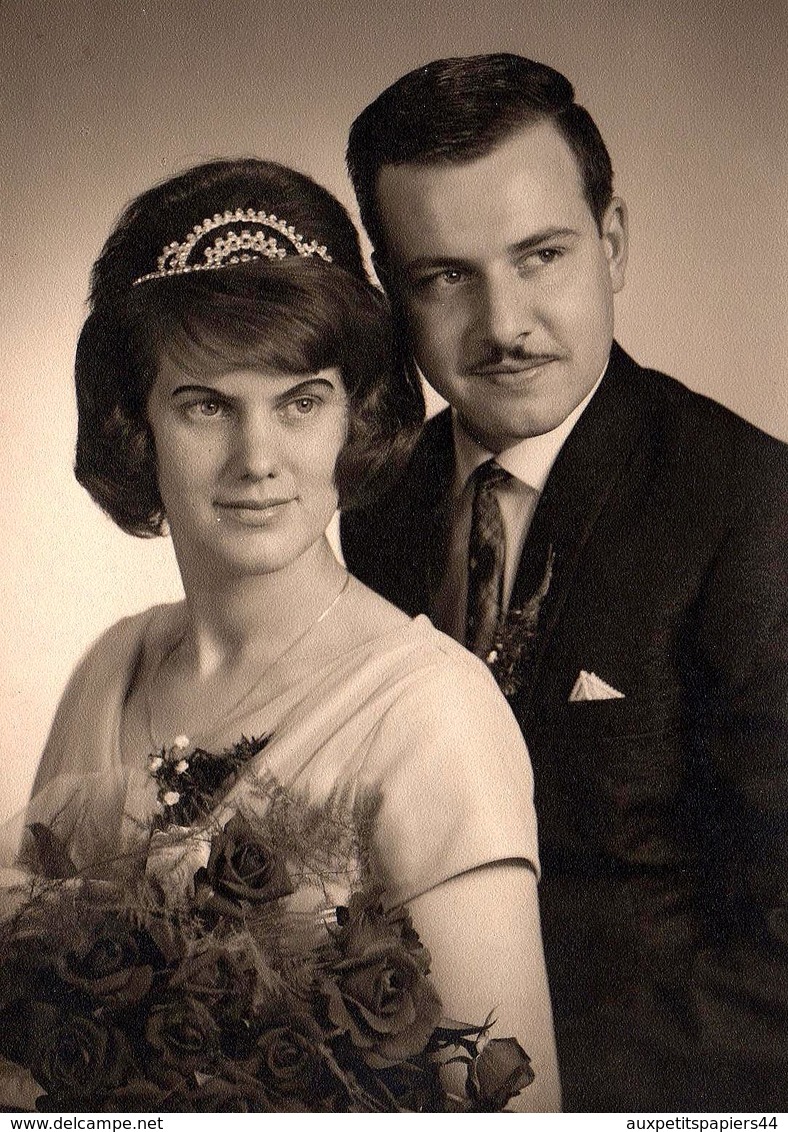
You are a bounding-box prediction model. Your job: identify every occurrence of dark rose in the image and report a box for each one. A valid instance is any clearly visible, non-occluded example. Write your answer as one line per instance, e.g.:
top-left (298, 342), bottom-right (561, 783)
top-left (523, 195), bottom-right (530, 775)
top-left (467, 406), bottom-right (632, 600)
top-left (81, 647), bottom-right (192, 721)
top-left (98, 1070), bottom-right (266, 1113)
top-left (0, 938), bottom-right (50, 1018)
top-left (320, 900), bottom-right (442, 1068)
top-left (29, 1003), bottom-right (135, 1103)
top-left (169, 943), bottom-right (258, 1027)
top-left (467, 1037), bottom-right (534, 1110)
top-left (189, 1076), bottom-right (273, 1113)
top-left (195, 815), bottom-right (293, 918)
top-left (54, 915), bottom-right (161, 1007)
top-left (97, 1072), bottom-right (189, 1113)
top-left (241, 1006), bottom-right (343, 1110)
top-left (145, 995), bottom-right (221, 1071)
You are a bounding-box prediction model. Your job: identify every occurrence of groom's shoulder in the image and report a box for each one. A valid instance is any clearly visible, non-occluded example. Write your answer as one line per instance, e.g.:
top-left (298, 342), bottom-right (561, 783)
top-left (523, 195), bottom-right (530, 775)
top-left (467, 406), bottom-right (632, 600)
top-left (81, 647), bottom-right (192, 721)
top-left (608, 342), bottom-right (788, 485)
top-left (344, 408), bottom-right (451, 524)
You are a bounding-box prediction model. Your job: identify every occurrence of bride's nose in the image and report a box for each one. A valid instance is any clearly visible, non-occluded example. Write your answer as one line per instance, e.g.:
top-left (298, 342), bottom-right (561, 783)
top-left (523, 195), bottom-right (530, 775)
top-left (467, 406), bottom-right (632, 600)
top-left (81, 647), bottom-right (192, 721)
top-left (230, 409), bottom-right (280, 480)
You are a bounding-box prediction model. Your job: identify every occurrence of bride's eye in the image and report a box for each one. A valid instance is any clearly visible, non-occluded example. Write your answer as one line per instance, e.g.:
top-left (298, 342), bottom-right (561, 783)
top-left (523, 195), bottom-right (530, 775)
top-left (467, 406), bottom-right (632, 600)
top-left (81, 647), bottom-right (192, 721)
top-left (184, 398), bottom-right (224, 420)
top-left (281, 396), bottom-right (318, 421)
top-left (197, 400), bottom-right (221, 416)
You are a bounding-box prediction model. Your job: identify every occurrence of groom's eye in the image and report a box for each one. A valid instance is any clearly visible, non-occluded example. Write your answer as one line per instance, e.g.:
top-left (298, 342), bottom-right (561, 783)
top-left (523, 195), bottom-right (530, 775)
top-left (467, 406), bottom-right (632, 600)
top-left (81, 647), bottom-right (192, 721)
top-left (412, 267), bottom-right (471, 294)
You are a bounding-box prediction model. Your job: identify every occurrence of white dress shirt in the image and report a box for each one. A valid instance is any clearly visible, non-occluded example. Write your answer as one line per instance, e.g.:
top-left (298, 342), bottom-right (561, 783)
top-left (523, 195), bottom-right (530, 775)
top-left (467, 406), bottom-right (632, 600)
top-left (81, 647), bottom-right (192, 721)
top-left (431, 368), bottom-right (606, 642)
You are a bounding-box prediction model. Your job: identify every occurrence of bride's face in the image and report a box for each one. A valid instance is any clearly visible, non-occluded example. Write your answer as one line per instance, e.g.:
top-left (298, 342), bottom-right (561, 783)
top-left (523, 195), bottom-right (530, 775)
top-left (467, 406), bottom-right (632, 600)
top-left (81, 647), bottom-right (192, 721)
top-left (147, 358), bottom-right (348, 578)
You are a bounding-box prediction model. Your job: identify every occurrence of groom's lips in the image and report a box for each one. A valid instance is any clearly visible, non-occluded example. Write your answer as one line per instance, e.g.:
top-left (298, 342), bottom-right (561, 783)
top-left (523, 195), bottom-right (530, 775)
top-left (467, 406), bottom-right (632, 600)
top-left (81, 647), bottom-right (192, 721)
top-left (470, 354), bottom-right (562, 378)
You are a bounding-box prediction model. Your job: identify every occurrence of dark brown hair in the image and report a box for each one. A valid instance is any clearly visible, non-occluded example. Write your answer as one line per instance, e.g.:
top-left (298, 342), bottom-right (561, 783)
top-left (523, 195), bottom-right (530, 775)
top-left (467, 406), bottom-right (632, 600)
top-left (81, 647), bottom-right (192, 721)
top-left (75, 158), bottom-right (424, 536)
top-left (347, 53), bottom-right (614, 255)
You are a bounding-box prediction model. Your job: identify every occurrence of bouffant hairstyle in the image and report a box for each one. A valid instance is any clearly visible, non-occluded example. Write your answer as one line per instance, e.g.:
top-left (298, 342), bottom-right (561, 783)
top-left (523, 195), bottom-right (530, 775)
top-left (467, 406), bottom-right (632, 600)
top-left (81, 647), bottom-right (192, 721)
top-left (75, 158), bottom-right (424, 536)
top-left (347, 52), bottom-right (614, 255)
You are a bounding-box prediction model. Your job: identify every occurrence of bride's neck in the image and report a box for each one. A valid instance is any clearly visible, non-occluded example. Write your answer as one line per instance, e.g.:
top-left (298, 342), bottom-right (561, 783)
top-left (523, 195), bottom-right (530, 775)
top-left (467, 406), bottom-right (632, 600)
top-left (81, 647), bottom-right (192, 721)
top-left (172, 536), bottom-right (347, 674)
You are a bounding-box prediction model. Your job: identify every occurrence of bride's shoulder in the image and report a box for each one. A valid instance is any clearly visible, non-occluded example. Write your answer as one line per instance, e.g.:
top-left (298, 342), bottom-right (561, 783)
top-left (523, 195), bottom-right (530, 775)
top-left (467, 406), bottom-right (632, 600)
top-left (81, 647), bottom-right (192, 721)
top-left (68, 602), bottom-right (185, 682)
top-left (353, 593), bottom-right (535, 863)
top-left (345, 576), bottom-right (500, 688)
top-left (36, 603), bottom-right (187, 793)
top-left (341, 576), bottom-right (413, 635)
top-left (344, 580), bottom-right (513, 729)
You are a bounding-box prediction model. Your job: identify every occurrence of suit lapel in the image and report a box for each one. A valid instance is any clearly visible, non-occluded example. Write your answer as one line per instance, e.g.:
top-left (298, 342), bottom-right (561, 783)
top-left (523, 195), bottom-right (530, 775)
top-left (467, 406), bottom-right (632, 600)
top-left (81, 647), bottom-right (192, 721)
top-left (510, 344), bottom-right (654, 699)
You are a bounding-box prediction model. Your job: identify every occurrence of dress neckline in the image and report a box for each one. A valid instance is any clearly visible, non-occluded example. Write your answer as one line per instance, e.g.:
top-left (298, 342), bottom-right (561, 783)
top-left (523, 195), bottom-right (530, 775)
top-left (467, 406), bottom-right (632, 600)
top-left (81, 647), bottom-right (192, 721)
top-left (142, 574), bottom-right (351, 751)
top-left (117, 586), bottom-right (455, 770)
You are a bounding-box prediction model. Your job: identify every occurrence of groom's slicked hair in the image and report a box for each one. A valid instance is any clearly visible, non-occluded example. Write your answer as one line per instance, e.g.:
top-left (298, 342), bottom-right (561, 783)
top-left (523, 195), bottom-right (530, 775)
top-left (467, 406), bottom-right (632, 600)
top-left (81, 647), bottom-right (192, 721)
top-left (347, 53), bottom-right (614, 250)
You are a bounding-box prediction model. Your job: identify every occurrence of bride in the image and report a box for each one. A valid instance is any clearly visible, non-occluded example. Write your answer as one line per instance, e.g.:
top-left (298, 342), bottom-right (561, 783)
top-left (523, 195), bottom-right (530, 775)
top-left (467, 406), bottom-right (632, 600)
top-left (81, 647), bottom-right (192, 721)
top-left (13, 158), bottom-right (559, 1111)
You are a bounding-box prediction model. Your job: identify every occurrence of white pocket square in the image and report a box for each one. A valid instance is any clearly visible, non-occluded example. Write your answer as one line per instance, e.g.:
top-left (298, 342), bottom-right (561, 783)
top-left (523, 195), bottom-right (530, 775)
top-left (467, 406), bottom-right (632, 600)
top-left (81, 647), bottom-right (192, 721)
top-left (569, 670), bottom-right (625, 702)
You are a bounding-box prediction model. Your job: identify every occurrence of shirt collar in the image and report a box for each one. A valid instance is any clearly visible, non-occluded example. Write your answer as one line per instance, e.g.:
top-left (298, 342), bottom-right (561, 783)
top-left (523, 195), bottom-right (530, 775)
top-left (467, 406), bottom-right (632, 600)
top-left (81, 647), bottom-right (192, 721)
top-left (452, 362), bottom-right (608, 495)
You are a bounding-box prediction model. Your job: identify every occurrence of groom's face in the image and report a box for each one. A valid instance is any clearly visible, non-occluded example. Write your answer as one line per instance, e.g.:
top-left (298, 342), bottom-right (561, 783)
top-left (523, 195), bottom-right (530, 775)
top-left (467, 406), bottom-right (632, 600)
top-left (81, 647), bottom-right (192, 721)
top-left (374, 120), bottom-right (628, 452)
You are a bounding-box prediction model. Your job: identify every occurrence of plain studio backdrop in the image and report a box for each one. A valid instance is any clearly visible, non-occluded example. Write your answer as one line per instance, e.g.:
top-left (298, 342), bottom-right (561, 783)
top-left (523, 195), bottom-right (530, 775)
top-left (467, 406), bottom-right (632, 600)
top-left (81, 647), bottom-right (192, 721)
top-left (0, 0), bottom-right (785, 824)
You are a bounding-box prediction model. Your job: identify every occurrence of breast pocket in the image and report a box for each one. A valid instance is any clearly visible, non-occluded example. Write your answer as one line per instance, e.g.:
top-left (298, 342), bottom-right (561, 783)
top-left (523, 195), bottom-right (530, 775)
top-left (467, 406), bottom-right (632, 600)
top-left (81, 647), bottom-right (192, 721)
top-left (536, 694), bottom-right (688, 866)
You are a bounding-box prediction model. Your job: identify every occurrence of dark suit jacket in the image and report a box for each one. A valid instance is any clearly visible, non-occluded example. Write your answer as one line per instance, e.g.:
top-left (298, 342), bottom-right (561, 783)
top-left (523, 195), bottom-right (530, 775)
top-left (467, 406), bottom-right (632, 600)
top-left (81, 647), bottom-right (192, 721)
top-left (341, 342), bottom-right (788, 1111)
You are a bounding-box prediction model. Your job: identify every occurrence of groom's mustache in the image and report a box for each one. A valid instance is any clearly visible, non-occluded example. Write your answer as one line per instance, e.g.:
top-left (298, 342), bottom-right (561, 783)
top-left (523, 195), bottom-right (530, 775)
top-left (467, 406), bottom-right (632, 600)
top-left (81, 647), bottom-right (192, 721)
top-left (464, 345), bottom-right (563, 376)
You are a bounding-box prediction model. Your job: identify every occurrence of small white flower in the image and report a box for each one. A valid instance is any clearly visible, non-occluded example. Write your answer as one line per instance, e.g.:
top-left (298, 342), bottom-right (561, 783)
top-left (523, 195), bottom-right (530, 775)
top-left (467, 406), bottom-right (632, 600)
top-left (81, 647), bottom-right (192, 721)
top-left (174, 759), bottom-right (189, 774)
top-left (486, 649), bottom-right (498, 664)
top-left (173, 735), bottom-right (190, 750)
top-left (148, 756), bottom-right (164, 772)
top-left (162, 790), bottom-right (181, 806)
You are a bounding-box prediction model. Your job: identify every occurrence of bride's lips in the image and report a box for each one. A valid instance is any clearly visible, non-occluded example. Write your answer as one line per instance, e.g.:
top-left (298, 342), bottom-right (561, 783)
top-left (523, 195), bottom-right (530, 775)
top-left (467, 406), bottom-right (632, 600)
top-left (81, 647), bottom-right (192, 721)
top-left (214, 497), bottom-right (295, 525)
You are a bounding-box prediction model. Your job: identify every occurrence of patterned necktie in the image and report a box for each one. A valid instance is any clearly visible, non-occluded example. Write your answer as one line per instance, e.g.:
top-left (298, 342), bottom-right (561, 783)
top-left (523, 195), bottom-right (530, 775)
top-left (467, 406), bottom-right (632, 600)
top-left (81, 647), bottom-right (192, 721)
top-left (465, 459), bottom-right (511, 659)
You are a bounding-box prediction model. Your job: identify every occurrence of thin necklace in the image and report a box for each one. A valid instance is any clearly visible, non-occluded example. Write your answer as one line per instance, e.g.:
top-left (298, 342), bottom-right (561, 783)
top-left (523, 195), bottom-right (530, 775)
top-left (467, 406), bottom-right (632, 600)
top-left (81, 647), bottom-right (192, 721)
top-left (144, 572), bottom-right (351, 750)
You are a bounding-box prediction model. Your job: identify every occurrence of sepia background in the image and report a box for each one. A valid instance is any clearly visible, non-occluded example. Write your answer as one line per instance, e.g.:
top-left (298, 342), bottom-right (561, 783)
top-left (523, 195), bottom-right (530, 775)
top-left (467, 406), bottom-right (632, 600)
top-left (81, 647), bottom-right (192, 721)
top-left (1, 0), bottom-right (786, 822)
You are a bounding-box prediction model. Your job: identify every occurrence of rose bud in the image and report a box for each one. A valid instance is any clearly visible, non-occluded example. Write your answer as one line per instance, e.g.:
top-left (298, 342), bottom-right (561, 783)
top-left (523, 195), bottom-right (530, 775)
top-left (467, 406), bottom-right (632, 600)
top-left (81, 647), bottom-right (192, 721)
top-left (467, 1036), bottom-right (535, 1110)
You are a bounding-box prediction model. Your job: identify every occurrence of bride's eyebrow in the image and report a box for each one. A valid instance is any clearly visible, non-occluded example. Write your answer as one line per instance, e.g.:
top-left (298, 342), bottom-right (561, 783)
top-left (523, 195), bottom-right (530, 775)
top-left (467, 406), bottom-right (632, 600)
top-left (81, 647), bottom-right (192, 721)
top-left (168, 377), bottom-right (340, 403)
top-left (277, 377), bottom-right (338, 400)
top-left (171, 384), bottom-right (225, 397)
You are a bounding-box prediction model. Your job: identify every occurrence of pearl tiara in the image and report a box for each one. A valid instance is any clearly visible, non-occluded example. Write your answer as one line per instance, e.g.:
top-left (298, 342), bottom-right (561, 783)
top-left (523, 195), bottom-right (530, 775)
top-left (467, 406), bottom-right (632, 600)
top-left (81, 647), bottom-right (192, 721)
top-left (132, 207), bottom-right (333, 286)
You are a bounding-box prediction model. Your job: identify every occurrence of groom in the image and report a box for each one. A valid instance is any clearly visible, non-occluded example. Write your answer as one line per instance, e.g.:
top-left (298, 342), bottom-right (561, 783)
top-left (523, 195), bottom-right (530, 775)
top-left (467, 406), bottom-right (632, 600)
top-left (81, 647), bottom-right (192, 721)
top-left (341, 54), bottom-right (788, 1111)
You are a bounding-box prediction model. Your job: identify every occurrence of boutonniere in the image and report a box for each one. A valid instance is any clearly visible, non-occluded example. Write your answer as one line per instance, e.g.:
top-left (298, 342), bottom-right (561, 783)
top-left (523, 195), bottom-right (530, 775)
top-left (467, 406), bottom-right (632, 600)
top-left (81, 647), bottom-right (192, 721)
top-left (486, 549), bottom-right (554, 698)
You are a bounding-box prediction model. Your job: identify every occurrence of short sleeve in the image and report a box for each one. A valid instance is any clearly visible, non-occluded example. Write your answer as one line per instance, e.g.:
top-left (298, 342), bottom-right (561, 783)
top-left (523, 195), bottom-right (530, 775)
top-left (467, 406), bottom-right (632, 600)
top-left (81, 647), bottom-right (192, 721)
top-left (356, 638), bottom-right (539, 906)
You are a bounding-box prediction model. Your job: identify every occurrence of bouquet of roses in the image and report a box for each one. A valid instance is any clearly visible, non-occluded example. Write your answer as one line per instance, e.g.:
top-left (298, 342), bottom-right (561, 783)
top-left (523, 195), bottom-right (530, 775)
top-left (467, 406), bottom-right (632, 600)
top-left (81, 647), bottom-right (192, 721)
top-left (0, 736), bottom-right (534, 1113)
